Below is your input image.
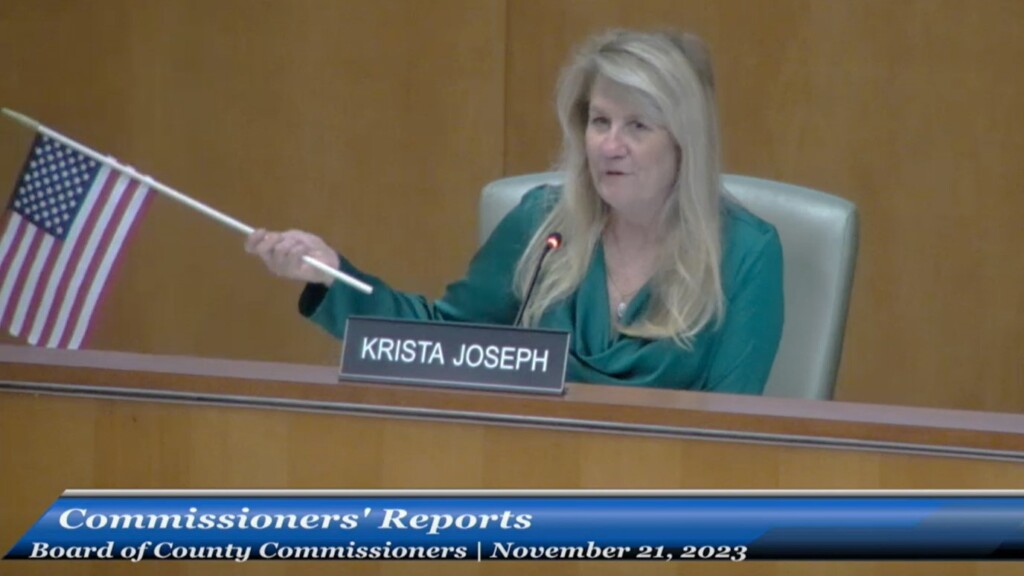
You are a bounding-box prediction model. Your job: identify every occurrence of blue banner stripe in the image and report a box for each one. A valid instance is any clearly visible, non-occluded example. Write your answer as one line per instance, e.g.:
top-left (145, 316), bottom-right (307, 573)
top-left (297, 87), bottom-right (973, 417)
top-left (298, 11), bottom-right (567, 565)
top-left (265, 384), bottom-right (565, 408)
top-left (8, 496), bottom-right (1024, 561)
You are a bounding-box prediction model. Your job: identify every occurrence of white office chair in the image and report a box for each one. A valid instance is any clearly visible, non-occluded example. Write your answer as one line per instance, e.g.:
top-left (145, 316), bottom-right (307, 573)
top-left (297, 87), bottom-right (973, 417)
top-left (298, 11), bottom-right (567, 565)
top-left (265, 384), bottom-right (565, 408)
top-left (479, 172), bottom-right (858, 400)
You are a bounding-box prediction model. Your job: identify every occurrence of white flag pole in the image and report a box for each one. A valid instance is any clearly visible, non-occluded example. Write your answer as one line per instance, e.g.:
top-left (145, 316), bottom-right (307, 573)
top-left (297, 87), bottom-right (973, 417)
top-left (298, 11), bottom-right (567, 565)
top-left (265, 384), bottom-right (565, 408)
top-left (1, 108), bottom-right (372, 294)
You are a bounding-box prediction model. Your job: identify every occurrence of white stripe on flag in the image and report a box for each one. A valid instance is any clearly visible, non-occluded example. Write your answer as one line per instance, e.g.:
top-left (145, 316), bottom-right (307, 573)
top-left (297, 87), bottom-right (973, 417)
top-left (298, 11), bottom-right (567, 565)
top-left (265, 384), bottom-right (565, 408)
top-left (0, 221), bottom-right (36, 325)
top-left (67, 183), bottom-right (150, 349)
top-left (27, 165), bottom-right (110, 345)
top-left (45, 172), bottom-right (129, 348)
top-left (9, 233), bottom-right (55, 335)
top-left (27, 165), bottom-right (111, 344)
top-left (0, 213), bottom-right (22, 264)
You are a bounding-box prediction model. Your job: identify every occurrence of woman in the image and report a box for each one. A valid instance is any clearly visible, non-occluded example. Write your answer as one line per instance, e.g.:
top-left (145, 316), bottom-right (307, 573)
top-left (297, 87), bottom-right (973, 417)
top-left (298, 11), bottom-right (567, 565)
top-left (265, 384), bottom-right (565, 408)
top-left (246, 29), bottom-right (783, 394)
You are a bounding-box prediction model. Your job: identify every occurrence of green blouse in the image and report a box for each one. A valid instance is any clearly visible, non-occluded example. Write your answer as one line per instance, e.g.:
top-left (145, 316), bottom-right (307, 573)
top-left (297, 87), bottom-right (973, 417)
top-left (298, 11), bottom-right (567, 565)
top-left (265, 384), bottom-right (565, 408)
top-left (300, 186), bottom-right (784, 395)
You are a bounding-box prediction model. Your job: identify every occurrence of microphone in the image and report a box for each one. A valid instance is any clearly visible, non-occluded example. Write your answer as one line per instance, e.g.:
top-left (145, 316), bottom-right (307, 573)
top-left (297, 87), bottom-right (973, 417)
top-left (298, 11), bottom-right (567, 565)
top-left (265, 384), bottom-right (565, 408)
top-left (513, 232), bottom-right (562, 327)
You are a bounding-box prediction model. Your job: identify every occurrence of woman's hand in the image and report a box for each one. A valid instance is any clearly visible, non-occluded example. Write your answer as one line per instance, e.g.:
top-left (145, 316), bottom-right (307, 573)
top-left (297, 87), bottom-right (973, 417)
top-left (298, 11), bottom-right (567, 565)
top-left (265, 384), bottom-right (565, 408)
top-left (245, 229), bottom-right (341, 285)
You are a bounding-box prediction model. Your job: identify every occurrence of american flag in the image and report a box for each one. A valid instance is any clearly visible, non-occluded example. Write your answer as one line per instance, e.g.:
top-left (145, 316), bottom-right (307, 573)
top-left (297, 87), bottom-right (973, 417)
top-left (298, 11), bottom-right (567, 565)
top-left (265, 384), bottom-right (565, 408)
top-left (0, 134), bottom-right (152, 349)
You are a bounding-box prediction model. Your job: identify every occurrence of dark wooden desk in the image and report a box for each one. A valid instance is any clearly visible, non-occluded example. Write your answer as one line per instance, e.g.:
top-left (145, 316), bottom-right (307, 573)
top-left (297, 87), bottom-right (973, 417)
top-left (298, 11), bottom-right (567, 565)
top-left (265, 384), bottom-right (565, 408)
top-left (2, 344), bottom-right (1023, 575)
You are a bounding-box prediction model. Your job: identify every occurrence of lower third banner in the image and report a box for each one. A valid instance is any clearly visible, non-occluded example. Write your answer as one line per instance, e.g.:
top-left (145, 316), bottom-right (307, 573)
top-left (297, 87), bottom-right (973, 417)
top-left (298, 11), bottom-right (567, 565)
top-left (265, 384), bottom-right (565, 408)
top-left (6, 490), bottom-right (1024, 561)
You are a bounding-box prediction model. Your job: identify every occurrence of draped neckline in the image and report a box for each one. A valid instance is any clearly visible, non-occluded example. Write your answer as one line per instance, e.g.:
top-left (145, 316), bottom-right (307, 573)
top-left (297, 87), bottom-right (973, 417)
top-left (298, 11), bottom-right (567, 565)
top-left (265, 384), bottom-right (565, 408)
top-left (572, 241), bottom-right (652, 357)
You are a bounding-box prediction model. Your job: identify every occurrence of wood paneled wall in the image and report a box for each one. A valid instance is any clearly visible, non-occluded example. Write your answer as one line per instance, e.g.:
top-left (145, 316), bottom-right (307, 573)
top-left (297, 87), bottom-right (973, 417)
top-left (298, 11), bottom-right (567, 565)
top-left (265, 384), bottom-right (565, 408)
top-left (0, 0), bottom-right (507, 366)
top-left (1, 1), bottom-right (1022, 411)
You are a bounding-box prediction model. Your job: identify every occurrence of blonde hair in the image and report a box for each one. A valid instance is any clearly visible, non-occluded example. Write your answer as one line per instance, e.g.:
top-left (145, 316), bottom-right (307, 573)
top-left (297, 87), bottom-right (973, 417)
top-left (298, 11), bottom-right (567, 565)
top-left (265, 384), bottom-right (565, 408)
top-left (513, 29), bottom-right (725, 346)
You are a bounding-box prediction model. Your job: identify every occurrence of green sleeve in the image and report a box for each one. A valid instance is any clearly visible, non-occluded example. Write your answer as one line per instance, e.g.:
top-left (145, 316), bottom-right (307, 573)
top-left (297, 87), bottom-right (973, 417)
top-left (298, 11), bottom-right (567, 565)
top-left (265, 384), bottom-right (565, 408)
top-left (704, 228), bottom-right (785, 394)
top-left (299, 186), bottom-right (553, 339)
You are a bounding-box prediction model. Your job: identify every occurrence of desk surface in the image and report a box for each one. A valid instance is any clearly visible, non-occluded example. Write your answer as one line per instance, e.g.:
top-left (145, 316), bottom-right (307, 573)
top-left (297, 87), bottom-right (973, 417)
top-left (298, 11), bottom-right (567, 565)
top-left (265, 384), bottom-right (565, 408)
top-left (4, 344), bottom-right (1024, 576)
top-left (2, 344), bottom-right (1022, 462)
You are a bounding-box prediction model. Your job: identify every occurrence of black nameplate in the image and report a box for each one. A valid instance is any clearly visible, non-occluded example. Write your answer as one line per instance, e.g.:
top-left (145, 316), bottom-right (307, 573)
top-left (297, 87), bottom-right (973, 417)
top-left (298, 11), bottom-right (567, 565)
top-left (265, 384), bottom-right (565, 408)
top-left (339, 316), bottom-right (570, 395)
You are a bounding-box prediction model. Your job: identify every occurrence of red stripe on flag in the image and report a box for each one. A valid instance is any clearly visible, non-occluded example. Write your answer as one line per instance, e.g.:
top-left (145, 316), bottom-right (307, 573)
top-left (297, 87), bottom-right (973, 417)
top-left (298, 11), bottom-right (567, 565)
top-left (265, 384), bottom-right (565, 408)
top-left (0, 218), bottom-right (30, 332)
top-left (36, 171), bottom-right (121, 347)
top-left (75, 184), bottom-right (154, 349)
top-left (57, 179), bottom-right (138, 348)
top-left (19, 233), bottom-right (65, 339)
top-left (0, 229), bottom-right (44, 331)
top-left (0, 214), bottom-right (25, 282)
